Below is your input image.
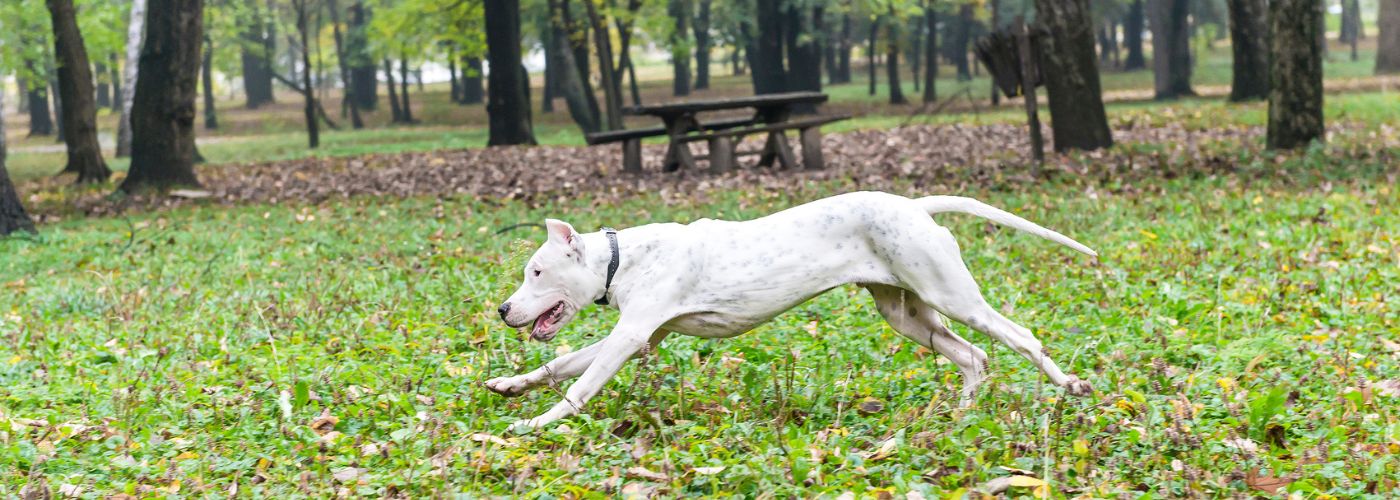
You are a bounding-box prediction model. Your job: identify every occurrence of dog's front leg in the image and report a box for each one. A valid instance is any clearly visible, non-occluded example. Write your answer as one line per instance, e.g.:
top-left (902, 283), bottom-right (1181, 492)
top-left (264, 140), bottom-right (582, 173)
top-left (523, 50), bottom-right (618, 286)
top-left (485, 340), bottom-right (607, 397)
top-left (514, 317), bottom-right (663, 431)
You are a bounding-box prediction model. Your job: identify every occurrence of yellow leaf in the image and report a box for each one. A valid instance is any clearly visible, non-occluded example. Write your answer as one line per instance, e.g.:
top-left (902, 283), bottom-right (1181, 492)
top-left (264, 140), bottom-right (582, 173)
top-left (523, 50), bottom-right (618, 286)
top-left (1138, 229), bottom-right (1158, 240)
top-left (175, 451), bottom-right (199, 460)
top-left (1072, 439), bottom-right (1089, 457)
top-left (1007, 475), bottom-right (1046, 487)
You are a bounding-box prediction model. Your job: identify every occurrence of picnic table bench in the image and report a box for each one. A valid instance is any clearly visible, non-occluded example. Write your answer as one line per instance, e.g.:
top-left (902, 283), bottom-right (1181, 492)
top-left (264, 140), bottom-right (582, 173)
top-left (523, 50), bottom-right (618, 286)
top-left (584, 91), bottom-right (850, 173)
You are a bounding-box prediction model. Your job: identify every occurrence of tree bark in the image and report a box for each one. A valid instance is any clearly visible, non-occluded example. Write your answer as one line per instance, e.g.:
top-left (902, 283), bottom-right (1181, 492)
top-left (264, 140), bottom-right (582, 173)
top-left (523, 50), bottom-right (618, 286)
top-left (694, 0), bottom-right (712, 89)
top-left (1034, 0), bottom-right (1114, 152)
top-left (1379, 0), bottom-right (1400, 74)
top-left (785, 4), bottom-right (823, 105)
top-left (48, 0), bottom-right (112, 183)
top-left (96, 61), bottom-right (111, 108)
top-left (582, 0), bottom-right (622, 129)
top-left (202, 36), bottom-right (219, 130)
top-left (109, 54), bottom-right (122, 111)
top-left (670, 0), bottom-right (692, 96)
top-left (51, 76), bottom-right (65, 142)
top-left (121, 0), bottom-right (203, 192)
top-left (868, 17), bottom-right (879, 95)
top-left (484, 0), bottom-right (536, 145)
top-left (294, 0), bottom-right (319, 148)
top-left (541, 25), bottom-right (557, 113)
top-left (1150, 0), bottom-right (1194, 99)
top-left (837, 13), bottom-right (853, 82)
top-left (950, 5), bottom-right (973, 81)
top-left (1226, 0), bottom-right (1270, 101)
top-left (753, 0), bottom-right (788, 94)
top-left (1123, 0), bottom-right (1146, 70)
top-left (547, 0), bottom-right (600, 133)
top-left (611, 0), bottom-right (644, 106)
top-left (399, 57), bottom-right (413, 123)
top-left (923, 2), bottom-right (938, 103)
top-left (347, 1), bottom-right (377, 110)
top-left (240, 3), bottom-right (275, 108)
top-left (384, 59), bottom-right (403, 121)
top-left (328, 0), bottom-right (363, 128)
top-left (462, 57), bottom-right (484, 104)
top-left (0, 84), bottom-right (37, 235)
top-left (1268, 0), bottom-right (1324, 150)
top-left (886, 9), bottom-right (906, 104)
top-left (116, 0), bottom-right (145, 157)
top-left (25, 60), bottom-right (54, 137)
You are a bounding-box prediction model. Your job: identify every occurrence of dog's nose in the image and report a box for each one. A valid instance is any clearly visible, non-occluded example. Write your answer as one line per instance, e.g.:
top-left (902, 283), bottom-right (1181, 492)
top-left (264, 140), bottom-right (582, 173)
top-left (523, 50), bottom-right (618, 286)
top-left (497, 303), bottom-right (511, 320)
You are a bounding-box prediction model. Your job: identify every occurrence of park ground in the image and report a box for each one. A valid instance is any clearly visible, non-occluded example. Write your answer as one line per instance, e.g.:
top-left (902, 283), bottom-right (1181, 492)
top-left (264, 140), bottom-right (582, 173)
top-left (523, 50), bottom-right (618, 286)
top-left (2, 41), bottom-right (1400, 497)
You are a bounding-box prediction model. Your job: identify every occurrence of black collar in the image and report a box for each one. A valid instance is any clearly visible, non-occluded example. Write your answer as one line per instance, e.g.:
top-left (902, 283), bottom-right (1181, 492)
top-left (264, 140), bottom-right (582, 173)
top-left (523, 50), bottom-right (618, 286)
top-left (595, 228), bottom-right (619, 305)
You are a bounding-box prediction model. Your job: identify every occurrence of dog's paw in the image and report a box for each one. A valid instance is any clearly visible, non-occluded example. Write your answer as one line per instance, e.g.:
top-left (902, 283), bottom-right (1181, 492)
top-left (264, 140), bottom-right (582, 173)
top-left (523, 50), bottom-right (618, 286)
top-left (1064, 377), bottom-right (1094, 397)
top-left (484, 377), bottom-right (530, 397)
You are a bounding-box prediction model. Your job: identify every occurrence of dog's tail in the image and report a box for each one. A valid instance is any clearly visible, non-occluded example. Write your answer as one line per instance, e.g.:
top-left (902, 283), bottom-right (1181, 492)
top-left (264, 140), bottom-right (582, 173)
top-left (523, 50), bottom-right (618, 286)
top-left (917, 195), bottom-right (1098, 257)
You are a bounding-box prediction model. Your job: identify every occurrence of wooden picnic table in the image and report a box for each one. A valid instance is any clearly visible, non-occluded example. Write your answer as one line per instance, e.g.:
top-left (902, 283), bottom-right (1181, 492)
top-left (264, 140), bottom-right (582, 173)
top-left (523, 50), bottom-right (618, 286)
top-left (586, 91), bottom-right (849, 173)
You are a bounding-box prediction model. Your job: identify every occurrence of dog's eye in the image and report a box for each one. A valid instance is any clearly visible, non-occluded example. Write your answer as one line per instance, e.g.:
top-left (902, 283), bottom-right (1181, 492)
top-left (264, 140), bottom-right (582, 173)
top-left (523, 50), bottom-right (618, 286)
top-left (533, 269), bottom-right (542, 277)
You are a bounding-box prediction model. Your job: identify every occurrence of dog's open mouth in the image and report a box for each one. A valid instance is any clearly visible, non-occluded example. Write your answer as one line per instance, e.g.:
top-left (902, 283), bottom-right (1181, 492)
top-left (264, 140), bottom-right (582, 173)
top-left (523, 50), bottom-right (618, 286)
top-left (530, 301), bottom-right (566, 341)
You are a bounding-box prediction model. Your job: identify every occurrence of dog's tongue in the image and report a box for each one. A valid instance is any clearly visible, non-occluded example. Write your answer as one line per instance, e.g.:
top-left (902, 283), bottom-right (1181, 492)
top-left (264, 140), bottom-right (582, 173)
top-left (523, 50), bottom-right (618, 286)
top-left (530, 315), bottom-right (554, 340)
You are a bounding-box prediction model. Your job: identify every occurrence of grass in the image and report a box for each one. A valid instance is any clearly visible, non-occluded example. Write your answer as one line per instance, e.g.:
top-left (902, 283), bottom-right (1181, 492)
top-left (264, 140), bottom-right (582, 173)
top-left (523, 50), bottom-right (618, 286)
top-left (3, 150), bottom-right (1398, 496)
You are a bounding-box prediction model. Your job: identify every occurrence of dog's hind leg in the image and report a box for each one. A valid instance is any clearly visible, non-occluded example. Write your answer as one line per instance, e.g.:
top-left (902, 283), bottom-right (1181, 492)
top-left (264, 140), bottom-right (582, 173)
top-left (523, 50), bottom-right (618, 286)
top-left (867, 284), bottom-right (989, 406)
top-left (895, 228), bottom-right (1093, 397)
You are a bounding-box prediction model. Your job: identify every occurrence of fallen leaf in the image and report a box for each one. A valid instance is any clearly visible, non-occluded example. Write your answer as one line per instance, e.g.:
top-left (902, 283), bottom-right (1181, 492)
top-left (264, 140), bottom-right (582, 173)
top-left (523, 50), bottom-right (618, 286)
top-left (625, 466), bottom-right (669, 482)
top-left (693, 466), bottom-right (725, 475)
top-left (468, 432), bottom-right (512, 447)
top-left (309, 408), bottom-right (338, 435)
top-left (856, 397), bottom-right (885, 415)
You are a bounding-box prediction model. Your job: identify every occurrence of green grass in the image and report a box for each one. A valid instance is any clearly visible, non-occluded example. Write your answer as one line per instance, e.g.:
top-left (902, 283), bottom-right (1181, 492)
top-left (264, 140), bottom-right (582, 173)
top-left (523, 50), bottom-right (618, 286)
top-left (3, 158), bottom-right (1398, 495)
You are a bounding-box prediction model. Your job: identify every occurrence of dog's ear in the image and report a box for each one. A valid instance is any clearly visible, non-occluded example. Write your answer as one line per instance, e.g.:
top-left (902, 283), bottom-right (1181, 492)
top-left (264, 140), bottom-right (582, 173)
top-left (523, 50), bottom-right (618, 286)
top-left (544, 219), bottom-right (581, 251)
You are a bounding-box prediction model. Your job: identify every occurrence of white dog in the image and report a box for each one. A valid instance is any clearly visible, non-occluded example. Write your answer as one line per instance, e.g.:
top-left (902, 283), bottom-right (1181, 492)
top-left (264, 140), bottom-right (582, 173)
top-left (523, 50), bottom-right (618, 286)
top-left (488, 191), bottom-right (1097, 430)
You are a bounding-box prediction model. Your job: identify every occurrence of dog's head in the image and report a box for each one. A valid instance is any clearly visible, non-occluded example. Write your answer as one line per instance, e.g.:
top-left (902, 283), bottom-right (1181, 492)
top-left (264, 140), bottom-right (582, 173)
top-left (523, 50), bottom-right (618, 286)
top-left (498, 219), bottom-right (599, 341)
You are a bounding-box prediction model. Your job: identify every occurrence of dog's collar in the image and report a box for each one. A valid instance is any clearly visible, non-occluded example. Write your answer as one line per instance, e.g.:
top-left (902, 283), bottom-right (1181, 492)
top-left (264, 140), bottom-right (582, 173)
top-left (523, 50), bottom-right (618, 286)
top-left (595, 228), bottom-right (619, 306)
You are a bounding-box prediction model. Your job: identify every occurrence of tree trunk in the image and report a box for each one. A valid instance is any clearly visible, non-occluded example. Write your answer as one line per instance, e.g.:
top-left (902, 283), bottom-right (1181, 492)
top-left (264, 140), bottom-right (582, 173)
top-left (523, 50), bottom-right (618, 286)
top-left (582, 0), bottom-right (623, 129)
top-left (295, 0), bottom-right (319, 148)
top-left (837, 14), bottom-right (853, 83)
top-left (449, 52), bottom-right (461, 103)
top-left (694, 0), bottom-right (712, 89)
top-left (384, 59), bottom-right (402, 121)
top-left (753, 0), bottom-right (788, 94)
top-left (923, 2), bottom-right (938, 103)
top-left (824, 21), bottom-right (839, 83)
top-left (868, 17), bottom-right (879, 95)
top-left (202, 36), bottom-right (219, 130)
top-left (1227, 0), bottom-right (1270, 101)
top-left (462, 57), bottom-right (484, 104)
top-left (240, 3), bottom-right (275, 108)
top-left (1034, 0), bottom-right (1115, 152)
top-left (541, 25), bottom-right (557, 113)
top-left (399, 58), bottom-right (413, 123)
top-left (1268, 0), bottom-right (1324, 150)
top-left (0, 80), bottom-right (37, 235)
top-left (886, 9), bottom-right (906, 104)
top-left (484, 0), bottom-right (536, 145)
top-left (612, 0), bottom-right (644, 106)
top-left (347, 1), bottom-right (377, 110)
top-left (547, 0), bottom-right (600, 133)
top-left (109, 54), bottom-right (122, 111)
top-left (328, 0), bottom-right (363, 128)
top-left (1340, 0), bottom-right (1357, 43)
top-left (116, 0), bottom-right (145, 157)
top-left (1379, 0), bottom-right (1400, 74)
top-left (910, 16), bottom-right (922, 92)
top-left (1123, 0), bottom-right (1146, 70)
top-left (25, 61), bottom-right (54, 137)
top-left (951, 5), bottom-right (973, 81)
top-left (51, 76), bottom-right (65, 142)
top-left (670, 0), bottom-right (692, 96)
top-left (120, 0), bottom-right (203, 192)
top-left (16, 78), bottom-right (28, 114)
top-left (96, 61), bottom-right (111, 108)
top-left (785, 5), bottom-right (823, 105)
top-left (48, 0), bottom-right (112, 183)
top-left (1150, 0), bottom-right (1194, 99)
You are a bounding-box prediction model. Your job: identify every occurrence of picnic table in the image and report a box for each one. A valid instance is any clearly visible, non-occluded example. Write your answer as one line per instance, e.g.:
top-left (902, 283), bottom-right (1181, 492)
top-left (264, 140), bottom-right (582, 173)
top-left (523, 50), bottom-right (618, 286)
top-left (584, 91), bottom-right (850, 173)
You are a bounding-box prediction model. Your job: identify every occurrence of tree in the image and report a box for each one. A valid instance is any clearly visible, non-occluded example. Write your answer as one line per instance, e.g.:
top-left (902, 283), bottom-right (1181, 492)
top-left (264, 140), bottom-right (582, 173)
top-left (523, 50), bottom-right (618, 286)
top-left (1034, 0), bottom-right (1114, 151)
top-left (120, 0), bottom-right (204, 192)
top-left (25, 59), bottom-right (54, 137)
top-left (694, 0), bottom-right (713, 89)
top-left (923, 1), bottom-right (937, 103)
top-left (47, 0), bottom-right (112, 183)
top-left (347, 1), bottom-right (377, 110)
top-left (582, 0), bottom-right (623, 129)
top-left (752, 0), bottom-right (787, 94)
top-left (461, 57), bottom-right (483, 104)
top-left (947, 4), bottom-right (973, 81)
top-left (293, 0), bottom-right (319, 148)
top-left (1379, 0), bottom-right (1400, 74)
top-left (327, 0), bottom-right (363, 129)
top-left (1267, 0), bottom-right (1323, 150)
top-left (384, 58), bottom-right (403, 121)
top-left (484, 0), bottom-right (536, 145)
top-left (670, 0), bottom-right (692, 96)
top-left (786, 3), bottom-right (824, 104)
top-left (202, 34), bottom-right (218, 129)
top-left (398, 57), bottom-right (414, 123)
top-left (1226, 0), bottom-right (1269, 101)
top-left (1150, 0), bottom-right (1194, 99)
top-left (116, 0), bottom-right (146, 158)
top-left (238, 2), bottom-right (275, 108)
top-left (885, 8), bottom-right (906, 104)
top-left (547, 0), bottom-right (600, 133)
top-left (1123, 0), bottom-right (1146, 70)
top-left (0, 89), bottom-right (37, 236)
